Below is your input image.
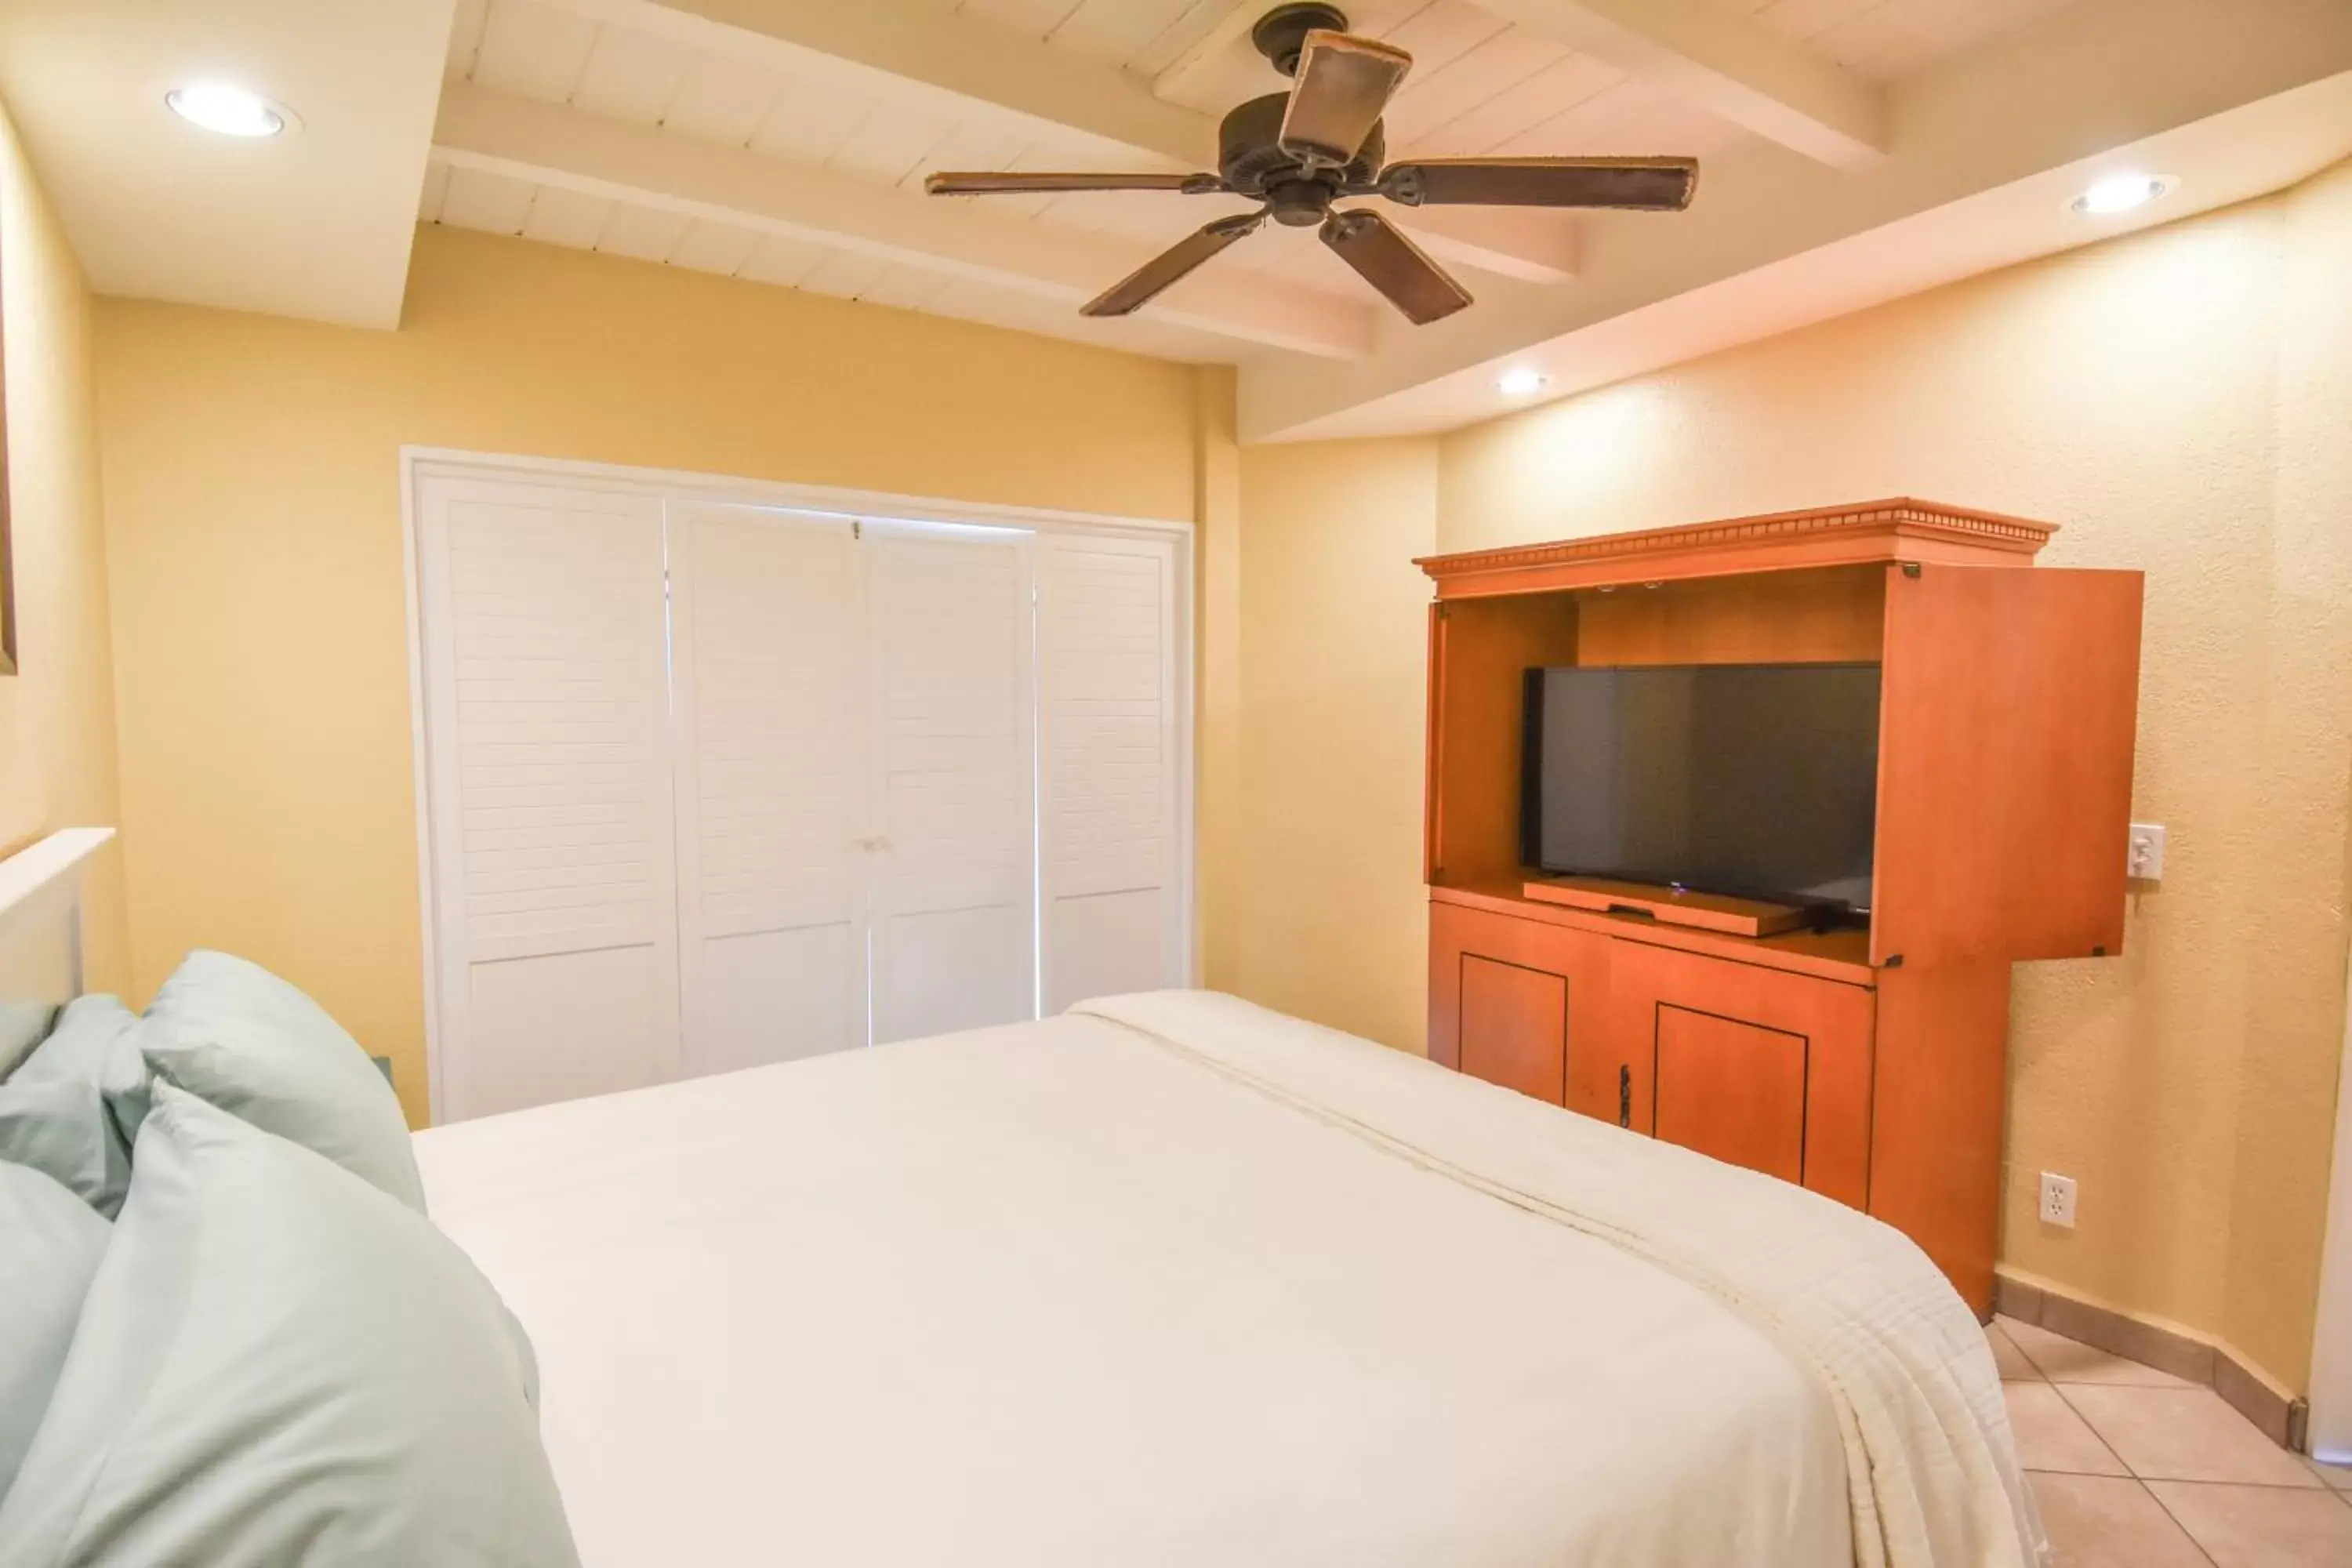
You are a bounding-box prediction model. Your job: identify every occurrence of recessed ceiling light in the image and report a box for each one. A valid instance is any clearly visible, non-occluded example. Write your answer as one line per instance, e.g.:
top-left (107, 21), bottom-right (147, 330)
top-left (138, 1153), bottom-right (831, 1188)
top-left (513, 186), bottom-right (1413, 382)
top-left (1497, 368), bottom-right (1550, 396)
top-left (2072, 172), bottom-right (2172, 216)
top-left (165, 82), bottom-right (288, 139)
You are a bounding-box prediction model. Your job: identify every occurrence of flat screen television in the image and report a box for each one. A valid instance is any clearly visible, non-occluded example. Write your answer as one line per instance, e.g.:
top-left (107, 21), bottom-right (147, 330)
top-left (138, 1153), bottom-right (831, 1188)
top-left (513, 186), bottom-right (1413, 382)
top-left (1521, 662), bottom-right (1882, 916)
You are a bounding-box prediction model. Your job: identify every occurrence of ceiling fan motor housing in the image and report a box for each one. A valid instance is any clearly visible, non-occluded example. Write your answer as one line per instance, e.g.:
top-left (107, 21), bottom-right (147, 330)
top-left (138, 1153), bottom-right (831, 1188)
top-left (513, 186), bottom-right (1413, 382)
top-left (1218, 90), bottom-right (1384, 223)
top-left (1250, 4), bottom-right (1351, 77)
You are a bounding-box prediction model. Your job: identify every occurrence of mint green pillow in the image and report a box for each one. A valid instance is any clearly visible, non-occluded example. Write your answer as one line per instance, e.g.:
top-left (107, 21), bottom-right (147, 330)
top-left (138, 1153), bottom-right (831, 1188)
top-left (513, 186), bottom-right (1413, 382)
top-left (0, 996), bottom-right (140, 1216)
top-left (0, 1163), bottom-right (110, 1507)
top-left (0, 1083), bottom-right (575, 1566)
top-left (111, 950), bottom-right (424, 1212)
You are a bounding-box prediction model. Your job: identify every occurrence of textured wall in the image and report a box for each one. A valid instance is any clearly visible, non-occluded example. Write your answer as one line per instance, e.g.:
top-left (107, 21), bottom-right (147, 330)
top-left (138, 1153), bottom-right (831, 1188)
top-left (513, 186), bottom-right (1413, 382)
top-left (1221, 437), bottom-right (1437, 1053)
top-left (1216, 164), bottom-right (2352, 1392)
top-left (0, 99), bottom-right (125, 989)
top-left (2225, 158), bottom-right (2352, 1392)
top-left (92, 223), bottom-right (1211, 1127)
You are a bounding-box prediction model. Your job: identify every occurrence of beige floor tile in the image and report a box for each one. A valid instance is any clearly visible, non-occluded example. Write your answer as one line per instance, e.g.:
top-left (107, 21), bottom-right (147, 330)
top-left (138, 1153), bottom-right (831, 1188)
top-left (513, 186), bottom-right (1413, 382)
top-left (2147, 1480), bottom-right (2352, 1566)
top-left (1987, 1320), bottom-right (2042, 1381)
top-left (2061, 1385), bottom-right (2321, 1486)
top-left (2027, 1474), bottom-right (2208, 1568)
top-left (2303, 1455), bottom-right (2352, 1493)
top-left (2005, 1381), bottom-right (2127, 1475)
top-left (1999, 1316), bottom-right (2193, 1388)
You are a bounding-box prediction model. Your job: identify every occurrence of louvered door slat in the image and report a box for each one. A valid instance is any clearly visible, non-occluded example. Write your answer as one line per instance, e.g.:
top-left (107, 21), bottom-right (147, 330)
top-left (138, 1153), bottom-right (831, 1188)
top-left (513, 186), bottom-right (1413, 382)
top-left (416, 466), bottom-right (1194, 1120)
top-left (866, 524), bottom-right (1036, 1044)
top-left (668, 504), bottom-right (867, 1075)
top-left (1039, 533), bottom-right (1185, 1011)
top-left (418, 479), bottom-right (681, 1120)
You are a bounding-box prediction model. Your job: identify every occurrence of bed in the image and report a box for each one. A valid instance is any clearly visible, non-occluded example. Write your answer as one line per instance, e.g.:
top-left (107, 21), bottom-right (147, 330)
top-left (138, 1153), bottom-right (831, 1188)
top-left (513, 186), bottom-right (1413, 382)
top-left (0, 833), bottom-right (2042, 1567)
top-left (415, 990), bottom-right (2044, 1568)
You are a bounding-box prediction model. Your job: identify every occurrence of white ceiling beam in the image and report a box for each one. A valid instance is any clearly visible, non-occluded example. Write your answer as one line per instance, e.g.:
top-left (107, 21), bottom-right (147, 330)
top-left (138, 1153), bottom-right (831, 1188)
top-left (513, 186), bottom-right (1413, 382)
top-left (1241, 0), bottom-right (2352, 439)
top-left (1396, 206), bottom-right (1577, 285)
top-left (544, 0), bottom-right (1216, 165)
top-left (536, 0), bottom-right (1579, 283)
top-left (1472, 0), bottom-right (1884, 169)
top-left (432, 82), bottom-right (1372, 358)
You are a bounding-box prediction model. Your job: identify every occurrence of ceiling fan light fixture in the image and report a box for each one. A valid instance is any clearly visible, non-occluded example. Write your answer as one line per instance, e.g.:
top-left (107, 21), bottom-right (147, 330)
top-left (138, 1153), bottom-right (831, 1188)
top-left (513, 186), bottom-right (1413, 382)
top-left (2071, 172), bottom-right (2172, 216)
top-left (165, 81), bottom-right (289, 138)
top-left (1497, 369), bottom-right (1551, 396)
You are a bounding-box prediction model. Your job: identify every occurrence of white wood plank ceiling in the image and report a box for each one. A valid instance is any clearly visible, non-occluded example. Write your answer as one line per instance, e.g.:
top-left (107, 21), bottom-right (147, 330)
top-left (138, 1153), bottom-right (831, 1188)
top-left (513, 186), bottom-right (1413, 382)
top-left (423, 0), bottom-right (2100, 361)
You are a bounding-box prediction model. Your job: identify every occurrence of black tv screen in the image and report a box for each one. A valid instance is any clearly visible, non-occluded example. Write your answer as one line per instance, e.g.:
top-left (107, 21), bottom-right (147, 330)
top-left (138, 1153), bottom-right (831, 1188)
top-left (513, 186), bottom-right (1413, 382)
top-left (1521, 663), bottom-right (1882, 914)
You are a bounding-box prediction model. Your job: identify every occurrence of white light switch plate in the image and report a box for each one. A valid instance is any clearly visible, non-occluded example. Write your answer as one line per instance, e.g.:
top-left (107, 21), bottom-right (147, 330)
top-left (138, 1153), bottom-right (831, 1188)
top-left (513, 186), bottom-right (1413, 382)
top-left (2128, 822), bottom-right (2166, 880)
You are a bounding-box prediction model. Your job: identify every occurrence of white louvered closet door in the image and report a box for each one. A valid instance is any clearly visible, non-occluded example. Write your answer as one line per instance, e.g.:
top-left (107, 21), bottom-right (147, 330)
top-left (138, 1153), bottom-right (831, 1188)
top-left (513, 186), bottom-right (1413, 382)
top-left (416, 478), bottom-right (681, 1122)
top-left (417, 466), bottom-right (1190, 1119)
top-left (1039, 532), bottom-right (1186, 1011)
top-left (864, 523), bottom-right (1037, 1045)
top-left (667, 504), bottom-right (867, 1075)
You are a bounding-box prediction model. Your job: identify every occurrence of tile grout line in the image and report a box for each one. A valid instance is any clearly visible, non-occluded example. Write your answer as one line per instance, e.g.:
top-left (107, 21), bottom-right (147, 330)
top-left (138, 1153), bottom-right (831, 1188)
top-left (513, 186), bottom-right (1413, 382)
top-left (2002, 1320), bottom-right (2352, 1555)
top-left (2134, 1476), bottom-right (2352, 1494)
top-left (2044, 1378), bottom-right (2328, 1490)
top-left (2136, 1478), bottom-right (2223, 1568)
top-left (1995, 1280), bottom-right (2307, 1450)
top-left (2023, 1468), bottom-right (2219, 1567)
top-left (2004, 1322), bottom-right (2194, 1391)
top-left (2004, 1321), bottom-right (2352, 1558)
top-left (2041, 1381), bottom-right (2133, 1479)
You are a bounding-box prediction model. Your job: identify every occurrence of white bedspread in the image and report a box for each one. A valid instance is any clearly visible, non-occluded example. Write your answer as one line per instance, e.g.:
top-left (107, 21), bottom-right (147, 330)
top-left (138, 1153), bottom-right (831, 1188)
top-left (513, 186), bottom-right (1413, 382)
top-left (415, 991), bottom-right (2042, 1568)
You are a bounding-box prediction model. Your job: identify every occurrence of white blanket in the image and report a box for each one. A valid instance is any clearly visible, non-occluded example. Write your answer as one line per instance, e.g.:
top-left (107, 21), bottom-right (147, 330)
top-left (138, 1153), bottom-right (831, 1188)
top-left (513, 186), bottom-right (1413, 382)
top-left (415, 991), bottom-right (2040, 1568)
top-left (1076, 992), bottom-right (2044, 1568)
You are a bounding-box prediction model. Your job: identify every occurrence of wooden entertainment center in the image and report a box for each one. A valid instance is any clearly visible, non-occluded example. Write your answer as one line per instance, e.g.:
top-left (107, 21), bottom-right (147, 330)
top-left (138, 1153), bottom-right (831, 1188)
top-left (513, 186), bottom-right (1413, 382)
top-left (1418, 499), bottom-right (2144, 1316)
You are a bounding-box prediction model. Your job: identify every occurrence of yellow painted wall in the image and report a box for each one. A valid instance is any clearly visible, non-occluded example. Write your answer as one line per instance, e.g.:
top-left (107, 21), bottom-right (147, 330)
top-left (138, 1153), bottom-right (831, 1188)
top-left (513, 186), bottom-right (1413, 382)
top-left (93, 223), bottom-right (1213, 1126)
top-left (1221, 437), bottom-right (1436, 1051)
top-left (0, 100), bottom-right (125, 989)
top-left (1192, 366), bottom-right (1245, 993)
top-left (1215, 162), bottom-right (2352, 1393)
top-left (2229, 157), bottom-right (2352, 1396)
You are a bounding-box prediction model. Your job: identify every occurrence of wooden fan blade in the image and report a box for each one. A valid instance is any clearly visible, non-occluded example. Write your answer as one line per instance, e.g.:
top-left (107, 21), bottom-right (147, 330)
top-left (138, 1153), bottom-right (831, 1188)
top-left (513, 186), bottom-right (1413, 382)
top-left (1083, 212), bottom-right (1265, 318)
top-left (1379, 157), bottom-right (1697, 210)
top-left (1279, 30), bottom-right (1412, 166)
top-left (1319, 209), bottom-right (1470, 325)
top-left (927, 171), bottom-right (1222, 196)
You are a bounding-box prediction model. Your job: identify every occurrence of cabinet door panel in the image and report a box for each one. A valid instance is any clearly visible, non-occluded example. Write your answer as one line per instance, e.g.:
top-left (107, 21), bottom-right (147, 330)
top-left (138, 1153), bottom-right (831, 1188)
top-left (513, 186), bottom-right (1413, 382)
top-left (1873, 564), bottom-right (2142, 966)
top-left (1459, 956), bottom-right (1566, 1103)
top-left (1429, 902), bottom-right (1608, 1112)
top-left (1610, 940), bottom-right (1874, 1207)
top-left (1653, 1007), bottom-right (1806, 1183)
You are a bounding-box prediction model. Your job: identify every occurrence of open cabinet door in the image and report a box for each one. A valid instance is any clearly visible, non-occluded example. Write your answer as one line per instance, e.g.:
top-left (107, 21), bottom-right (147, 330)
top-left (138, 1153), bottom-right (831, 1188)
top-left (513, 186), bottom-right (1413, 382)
top-left (1870, 563), bottom-right (2143, 968)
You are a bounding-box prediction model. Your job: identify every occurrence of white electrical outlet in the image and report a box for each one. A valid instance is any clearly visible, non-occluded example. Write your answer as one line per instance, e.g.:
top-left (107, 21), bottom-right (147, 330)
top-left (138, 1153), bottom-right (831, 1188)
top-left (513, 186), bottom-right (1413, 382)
top-left (2128, 822), bottom-right (2166, 880)
top-left (2039, 1171), bottom-right (2078, 1229)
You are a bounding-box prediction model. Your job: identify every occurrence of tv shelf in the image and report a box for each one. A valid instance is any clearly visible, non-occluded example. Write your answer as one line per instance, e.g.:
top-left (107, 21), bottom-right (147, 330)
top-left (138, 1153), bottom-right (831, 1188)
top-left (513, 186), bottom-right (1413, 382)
top-left (1436, 876), bottom-right (1874, 983)
top-left (1521, 876), bottom-right (1814, 938)
top-left (1416, 499), bottom-right (2144, 1316)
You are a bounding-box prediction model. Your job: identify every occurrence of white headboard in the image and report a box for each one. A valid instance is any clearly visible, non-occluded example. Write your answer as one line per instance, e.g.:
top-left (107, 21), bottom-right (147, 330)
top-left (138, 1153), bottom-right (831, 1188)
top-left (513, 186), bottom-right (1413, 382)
top-left (0, 827), bottom-right (115, 1076)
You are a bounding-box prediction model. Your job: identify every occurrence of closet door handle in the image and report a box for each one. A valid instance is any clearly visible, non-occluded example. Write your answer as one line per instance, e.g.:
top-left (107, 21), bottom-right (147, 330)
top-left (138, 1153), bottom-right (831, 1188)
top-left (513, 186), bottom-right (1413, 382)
top-left (1618, 1065), bottom-right (1632, 1130)
top-left (850, 836), bottom-right (891, 851)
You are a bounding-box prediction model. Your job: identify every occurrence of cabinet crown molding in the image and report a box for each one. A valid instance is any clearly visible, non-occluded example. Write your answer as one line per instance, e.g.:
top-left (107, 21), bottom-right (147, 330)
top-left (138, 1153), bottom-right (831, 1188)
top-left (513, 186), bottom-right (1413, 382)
top-left (1417, 498), bottom-right (2056, 595)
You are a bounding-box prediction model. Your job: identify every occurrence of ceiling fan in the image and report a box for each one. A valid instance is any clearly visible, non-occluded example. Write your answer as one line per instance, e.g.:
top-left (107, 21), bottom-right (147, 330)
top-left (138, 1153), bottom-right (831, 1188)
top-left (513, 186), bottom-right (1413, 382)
top-left (924, 2), bottom-right (1698, 327)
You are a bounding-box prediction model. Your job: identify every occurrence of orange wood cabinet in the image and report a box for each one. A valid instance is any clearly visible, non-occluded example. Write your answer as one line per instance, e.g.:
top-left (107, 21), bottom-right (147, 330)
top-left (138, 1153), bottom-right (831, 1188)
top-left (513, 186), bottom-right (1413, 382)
top-left (1417, 499), bottom-right (2144, 1318)
top-left (1431, 902), bottom-right (1610, 1116)
top-left (1613, 940), bottom-right (1875, 1210)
